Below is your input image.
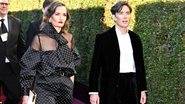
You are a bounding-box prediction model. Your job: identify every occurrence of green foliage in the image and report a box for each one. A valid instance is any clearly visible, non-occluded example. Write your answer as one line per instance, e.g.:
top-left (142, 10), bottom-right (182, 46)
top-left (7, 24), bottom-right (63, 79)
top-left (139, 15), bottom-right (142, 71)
top-left (133, 1), bottom-right (185, 104)
top-left (70, 7), bottom-right (105, 83)
top-left (63, 0), bottom-right (107, 83)
top-left (9, 0), bottom-right (43, 37)
top-left (8, 0), bottom-right (184, 103)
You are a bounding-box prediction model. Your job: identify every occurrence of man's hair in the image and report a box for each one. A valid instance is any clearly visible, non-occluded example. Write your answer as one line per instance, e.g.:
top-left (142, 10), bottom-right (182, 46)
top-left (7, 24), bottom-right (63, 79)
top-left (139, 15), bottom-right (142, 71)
top-left (111, 1), bottom-right (132, 15)
top-left (43, 0), bottom-right (55, 9)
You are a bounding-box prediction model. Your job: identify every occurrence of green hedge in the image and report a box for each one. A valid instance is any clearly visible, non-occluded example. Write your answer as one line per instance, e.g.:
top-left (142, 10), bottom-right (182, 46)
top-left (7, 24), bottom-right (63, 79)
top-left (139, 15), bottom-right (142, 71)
top-left (9, 0), bottom-right (184, 103)
top-left (132, 1), bottom-right (185, 103)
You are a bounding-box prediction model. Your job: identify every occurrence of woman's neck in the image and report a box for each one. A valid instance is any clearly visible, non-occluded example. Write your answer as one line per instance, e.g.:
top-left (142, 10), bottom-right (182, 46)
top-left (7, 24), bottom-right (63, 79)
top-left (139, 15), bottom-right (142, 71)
top-left (53, 26), bottom-right (61, 33)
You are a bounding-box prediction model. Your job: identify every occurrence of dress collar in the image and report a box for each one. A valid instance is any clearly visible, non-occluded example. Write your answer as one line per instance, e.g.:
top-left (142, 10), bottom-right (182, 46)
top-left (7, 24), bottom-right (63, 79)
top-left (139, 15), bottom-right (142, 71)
top-left (41, 23), bottom-right (68, 45)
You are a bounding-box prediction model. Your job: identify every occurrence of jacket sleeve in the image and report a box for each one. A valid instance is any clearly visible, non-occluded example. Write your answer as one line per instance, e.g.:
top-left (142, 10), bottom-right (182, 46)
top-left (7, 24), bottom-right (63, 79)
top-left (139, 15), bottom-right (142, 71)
top-left (17, 20), bottom-right (26, 60)
top-left (89, 34), bottom-right (102, 92)
top-left (19, 47), bottom-right (41, 95)
top-left (135, 35), bottom-right (147, 91)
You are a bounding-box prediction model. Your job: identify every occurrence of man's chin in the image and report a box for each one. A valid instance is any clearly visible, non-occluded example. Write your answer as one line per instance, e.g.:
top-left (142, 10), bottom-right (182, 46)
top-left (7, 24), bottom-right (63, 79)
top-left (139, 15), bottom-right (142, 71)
top-left (120, 25), bottom-right (129, 28)
top-left (0, 12), bottom-right (8, 15)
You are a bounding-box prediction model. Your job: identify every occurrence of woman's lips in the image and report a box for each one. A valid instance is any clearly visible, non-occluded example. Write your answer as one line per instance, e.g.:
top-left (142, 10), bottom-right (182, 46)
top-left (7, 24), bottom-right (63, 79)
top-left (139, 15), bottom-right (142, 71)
top-left (59, 21), bottom-right (63, 23)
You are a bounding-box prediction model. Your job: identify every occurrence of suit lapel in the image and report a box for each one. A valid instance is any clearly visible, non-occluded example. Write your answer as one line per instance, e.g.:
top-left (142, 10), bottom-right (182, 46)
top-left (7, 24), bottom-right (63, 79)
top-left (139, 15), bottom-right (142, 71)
top-left (128, 30), bottom-right (137, 60)
top-left (108, 26), bottom-right (120, 72)
top-left (7, 16), bottom-right (12, 45)
top-left (0, 26), bottom-right (2, 34)
top-left (109, 26), bottom-right (120, 54)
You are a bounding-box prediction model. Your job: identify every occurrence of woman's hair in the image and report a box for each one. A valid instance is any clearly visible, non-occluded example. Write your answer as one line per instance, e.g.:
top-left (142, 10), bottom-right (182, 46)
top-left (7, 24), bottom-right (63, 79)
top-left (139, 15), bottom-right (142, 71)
top-left (40, 1), bottom-right (71, 34)
top-left (111, 1), bottom-right (132, 15)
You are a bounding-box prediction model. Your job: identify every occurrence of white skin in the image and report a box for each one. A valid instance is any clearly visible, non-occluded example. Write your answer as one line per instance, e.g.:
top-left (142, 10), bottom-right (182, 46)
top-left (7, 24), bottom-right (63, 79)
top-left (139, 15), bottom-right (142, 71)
top-left (22, 5), bottom-right (75, 104)
top-left (49, 5), bottom-right (73, 49)
top-left (90, 5), bottom-right (147, 104)
top-left (0, 0), bottom-right (9, 18)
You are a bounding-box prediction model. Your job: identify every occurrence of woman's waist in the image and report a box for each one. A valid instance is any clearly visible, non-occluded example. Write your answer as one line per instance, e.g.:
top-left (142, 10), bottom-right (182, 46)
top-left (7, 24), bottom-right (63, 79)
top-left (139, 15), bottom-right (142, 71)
top-left (37, 67), bottom-right (76, 77)
top-left (53, 68), bottom-right (75, 77)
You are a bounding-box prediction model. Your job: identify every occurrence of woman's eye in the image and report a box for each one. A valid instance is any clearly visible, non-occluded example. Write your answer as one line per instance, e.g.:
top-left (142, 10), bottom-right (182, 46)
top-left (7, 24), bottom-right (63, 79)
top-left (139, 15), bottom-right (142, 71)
top-left (55, 13), bottom-right (60, 15)
top-left (63, 13), bottom-right (67, 16)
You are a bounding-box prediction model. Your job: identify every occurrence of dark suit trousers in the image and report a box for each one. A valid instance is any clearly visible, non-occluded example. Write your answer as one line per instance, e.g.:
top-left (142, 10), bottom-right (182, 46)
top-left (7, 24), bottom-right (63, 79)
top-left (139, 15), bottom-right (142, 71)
top-left (115, 73), bottom-right (139, 104)
top-left (0, 63), bottom-right (21, 104)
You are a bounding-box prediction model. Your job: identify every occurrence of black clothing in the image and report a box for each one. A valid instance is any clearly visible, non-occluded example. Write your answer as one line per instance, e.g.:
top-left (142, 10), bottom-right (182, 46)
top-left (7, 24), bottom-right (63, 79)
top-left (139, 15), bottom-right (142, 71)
top-left (0, 15), bottom-right (25, 104)
top-left (26, 19), bottom-right (41, 49)
top-left (0, 64), bottom-right (21, 104)
top-left (89, 26), bottom-right (147, 104)
top-left (0, 19), bottom-right (8, 33)
top-left (20, 23), bottom-right (80, 104)
top-left (115, 73), bottom-right (139, 104)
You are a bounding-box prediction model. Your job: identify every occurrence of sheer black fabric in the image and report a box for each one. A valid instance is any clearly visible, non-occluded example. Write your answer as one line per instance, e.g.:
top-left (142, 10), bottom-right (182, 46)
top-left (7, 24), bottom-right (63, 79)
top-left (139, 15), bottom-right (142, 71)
top-left (20, 23), bottom-right (80, 104)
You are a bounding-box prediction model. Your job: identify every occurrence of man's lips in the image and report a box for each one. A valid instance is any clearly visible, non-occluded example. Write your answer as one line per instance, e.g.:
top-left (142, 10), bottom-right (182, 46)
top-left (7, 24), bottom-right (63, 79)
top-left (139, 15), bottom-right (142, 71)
top-left (122, 21), bottom-right (128, 23)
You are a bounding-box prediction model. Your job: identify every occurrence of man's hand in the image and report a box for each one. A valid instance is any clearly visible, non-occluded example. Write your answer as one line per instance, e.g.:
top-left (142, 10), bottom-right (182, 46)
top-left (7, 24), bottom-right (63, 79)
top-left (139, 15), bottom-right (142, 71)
top-left (140, 91), bottom-right (147, 104)
top-left (90, 94), bottom-right (100, 104)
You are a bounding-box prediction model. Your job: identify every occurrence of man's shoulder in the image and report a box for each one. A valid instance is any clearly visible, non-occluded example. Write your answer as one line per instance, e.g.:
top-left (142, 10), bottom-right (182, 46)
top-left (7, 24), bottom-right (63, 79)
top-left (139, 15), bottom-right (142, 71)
top-left (128, 30), bottom-right (137, 35)
top-left (128, 30), bottom-right (142, 41)
top-left (98, 26), bottom-right (114, 35)
top-left (28, 19), bottom-right (42, 29)
top-left (128, 30), bottom-right (140, 37)
top-left (8, 15), bottom-right (21, 23)
top-left (31, 19), bottom-right (42, 24)
top-left (28, 19), bottom-right (42, 28)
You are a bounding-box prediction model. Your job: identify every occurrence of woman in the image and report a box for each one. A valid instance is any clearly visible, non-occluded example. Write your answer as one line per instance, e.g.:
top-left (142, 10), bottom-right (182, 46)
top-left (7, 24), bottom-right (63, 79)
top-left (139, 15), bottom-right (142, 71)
top-left (20, 1), bottom-right (80, 104)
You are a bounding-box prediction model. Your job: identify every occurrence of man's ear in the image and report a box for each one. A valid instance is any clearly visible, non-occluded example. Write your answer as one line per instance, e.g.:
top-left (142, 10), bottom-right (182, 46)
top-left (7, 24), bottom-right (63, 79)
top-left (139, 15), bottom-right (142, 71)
top-left (112, 15), bottom-right (116, 21)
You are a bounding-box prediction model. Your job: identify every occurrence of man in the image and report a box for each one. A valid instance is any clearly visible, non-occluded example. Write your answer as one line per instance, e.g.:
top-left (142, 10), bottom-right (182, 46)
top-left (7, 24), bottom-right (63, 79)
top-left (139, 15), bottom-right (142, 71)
top-left (89, 1), bottom-right (147, 104)
top-left (25, 0), bottom-right (54, 49)
top-left (0, 0), bottom-right (25, 103)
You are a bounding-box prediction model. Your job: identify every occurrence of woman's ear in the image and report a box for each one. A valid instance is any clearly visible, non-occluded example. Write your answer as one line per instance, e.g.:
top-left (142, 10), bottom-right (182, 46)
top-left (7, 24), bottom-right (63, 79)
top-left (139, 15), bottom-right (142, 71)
top-left (49, 18), bottom-right (52, 23)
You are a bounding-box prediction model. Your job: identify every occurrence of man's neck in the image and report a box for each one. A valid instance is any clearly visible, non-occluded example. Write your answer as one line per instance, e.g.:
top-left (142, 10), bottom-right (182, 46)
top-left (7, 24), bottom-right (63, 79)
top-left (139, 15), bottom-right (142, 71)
top-left (0, 14), bottom-right (7, 19)
top-left (115, 25), bottom-right (128, 34)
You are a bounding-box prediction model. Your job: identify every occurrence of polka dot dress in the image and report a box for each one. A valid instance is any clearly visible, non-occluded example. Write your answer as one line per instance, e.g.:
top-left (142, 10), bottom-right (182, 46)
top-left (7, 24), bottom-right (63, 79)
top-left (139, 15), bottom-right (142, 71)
top-left (20, 23), bottom-right (80, 104)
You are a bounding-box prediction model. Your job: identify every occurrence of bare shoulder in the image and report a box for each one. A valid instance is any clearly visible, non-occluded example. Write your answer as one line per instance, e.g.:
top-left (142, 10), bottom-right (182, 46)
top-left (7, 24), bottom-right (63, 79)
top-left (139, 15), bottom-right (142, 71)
top-left (31, 35), bottom-right (41, 51)
top-left (33, 34), bottom-right (57, 51)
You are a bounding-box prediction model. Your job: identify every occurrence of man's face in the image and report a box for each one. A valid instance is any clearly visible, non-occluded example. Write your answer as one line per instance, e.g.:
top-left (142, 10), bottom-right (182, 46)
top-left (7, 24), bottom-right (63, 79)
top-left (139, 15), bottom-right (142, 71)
top-left (113, 5), bottom-right (131, 29)
top-left (0, 0), bottom-right (9, 17)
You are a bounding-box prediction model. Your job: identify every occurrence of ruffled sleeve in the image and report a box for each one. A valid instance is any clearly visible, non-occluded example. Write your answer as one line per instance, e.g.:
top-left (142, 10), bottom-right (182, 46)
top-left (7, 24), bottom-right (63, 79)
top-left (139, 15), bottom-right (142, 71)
top-left (19, 47), bottom-right (41, 95)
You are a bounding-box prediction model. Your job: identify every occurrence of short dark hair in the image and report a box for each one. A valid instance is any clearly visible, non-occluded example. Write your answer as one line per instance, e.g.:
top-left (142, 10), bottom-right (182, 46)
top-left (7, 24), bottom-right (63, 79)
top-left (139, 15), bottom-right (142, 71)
top-left (43, 0), bottom-right (55, 9)
top-left (111, 1), bottom-right (132, 15)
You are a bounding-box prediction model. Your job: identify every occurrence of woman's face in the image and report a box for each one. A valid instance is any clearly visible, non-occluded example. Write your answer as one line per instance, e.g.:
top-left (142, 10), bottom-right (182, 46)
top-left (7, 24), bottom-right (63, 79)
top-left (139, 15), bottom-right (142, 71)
top-left (113, 5), bottom-right (131, 29)
top-left (49, 5), bottom-right (67, 32)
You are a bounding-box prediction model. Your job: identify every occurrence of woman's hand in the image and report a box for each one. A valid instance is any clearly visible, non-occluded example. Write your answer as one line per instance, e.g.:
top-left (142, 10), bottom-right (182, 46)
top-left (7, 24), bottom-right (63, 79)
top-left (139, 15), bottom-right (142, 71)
top-left (22, 96), bottom-right (29, 104)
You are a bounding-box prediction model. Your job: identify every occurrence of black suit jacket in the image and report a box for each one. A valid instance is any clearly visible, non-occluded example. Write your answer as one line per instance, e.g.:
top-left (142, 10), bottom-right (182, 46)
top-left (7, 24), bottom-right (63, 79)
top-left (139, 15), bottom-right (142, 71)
top-left (0, 15), bottom-right (25, 75)
top-left (89, 26), bottom-right (147, 104)
top-left (25, 19), bottom-right (41, 49)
